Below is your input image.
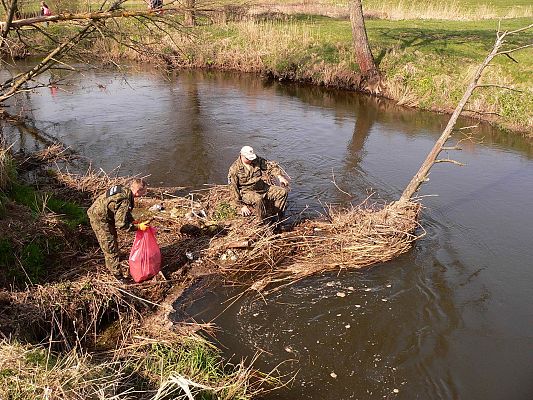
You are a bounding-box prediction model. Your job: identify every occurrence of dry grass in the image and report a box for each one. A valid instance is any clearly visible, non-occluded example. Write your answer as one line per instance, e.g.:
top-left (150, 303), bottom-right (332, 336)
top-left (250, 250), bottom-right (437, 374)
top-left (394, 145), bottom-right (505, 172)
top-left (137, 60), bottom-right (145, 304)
top-left (54, 165), bottom-right (132, 199)
top-left (246, 0), bottom-right (533, 21)
top-left (0, 143), bottom-right (15, 191)
top-left (0, 340), bottom-right (127, 400)
top-left (199, 196), bottom-right (422, 291)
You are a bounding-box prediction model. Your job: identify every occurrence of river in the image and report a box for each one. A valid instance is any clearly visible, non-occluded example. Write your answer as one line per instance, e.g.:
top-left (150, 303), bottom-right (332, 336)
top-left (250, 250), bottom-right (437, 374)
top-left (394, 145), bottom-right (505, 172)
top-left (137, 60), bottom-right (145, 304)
top-left (2, 66), bottom-right (532, 400)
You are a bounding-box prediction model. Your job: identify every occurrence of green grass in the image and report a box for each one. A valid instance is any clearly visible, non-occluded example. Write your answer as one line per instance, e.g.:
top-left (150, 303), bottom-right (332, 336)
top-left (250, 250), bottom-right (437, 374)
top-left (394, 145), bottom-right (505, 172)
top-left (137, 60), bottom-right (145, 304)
top-left (1, 182), bottom-right (88, 285)
top-left (3, 2), bottom-right (532, 132)
top-left (0, 237), bottom-right (55, 284)
top-left (214, 202), bottom-right (237, 220)
top-left (9, 183), bottom-right (88, 226)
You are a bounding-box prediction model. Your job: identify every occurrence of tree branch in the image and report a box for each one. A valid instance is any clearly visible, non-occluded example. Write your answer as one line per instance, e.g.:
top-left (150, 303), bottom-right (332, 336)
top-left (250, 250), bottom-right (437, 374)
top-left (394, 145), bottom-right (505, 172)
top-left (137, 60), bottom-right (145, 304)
top-left (434, 159), bottom-right (465, 166)
top-left (399, 24), bottom-right (529, 201)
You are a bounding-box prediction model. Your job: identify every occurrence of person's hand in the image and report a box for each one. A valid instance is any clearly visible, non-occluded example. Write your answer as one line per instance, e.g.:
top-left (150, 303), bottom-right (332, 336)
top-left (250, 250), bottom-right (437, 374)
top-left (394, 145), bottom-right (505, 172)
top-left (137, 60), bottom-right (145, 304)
top-left (137, 220), bottom-right (150, 231)
top-left (278, 175), bottom-right (290, 187)
top-left (240, 205), bottom-right (252, 216)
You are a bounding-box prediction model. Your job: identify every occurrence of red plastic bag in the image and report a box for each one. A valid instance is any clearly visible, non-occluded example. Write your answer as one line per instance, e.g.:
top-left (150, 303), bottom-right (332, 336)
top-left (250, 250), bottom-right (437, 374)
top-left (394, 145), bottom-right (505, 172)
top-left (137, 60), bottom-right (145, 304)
top-left (128, 226), bottom-right (161, 283)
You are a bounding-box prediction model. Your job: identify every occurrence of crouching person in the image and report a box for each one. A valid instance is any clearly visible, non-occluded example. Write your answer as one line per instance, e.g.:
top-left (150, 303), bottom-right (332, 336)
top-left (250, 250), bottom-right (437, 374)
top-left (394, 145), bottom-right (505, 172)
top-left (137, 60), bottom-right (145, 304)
top-left (227, 146), bottom-right (290, 223)
top-left (87, 178), bottom-right (148, 279)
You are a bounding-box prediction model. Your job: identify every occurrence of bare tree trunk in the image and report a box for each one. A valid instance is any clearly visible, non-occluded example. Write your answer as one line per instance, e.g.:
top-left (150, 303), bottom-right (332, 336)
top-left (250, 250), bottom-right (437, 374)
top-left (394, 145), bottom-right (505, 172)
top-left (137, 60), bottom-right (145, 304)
top-left (1, 0), bottom-right (18, 45)
top-left (400, 24), bottom-right (533, 202)
top-left (184, 0), bottom-right (196, 26)
top-left (349, 0), bottom-right (380, 93)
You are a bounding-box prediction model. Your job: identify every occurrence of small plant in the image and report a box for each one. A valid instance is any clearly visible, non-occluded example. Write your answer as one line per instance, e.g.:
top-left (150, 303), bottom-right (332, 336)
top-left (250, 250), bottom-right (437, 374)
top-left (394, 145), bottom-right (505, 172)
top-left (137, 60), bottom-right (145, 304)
top-left (213, 202), bottom-right (237, 220)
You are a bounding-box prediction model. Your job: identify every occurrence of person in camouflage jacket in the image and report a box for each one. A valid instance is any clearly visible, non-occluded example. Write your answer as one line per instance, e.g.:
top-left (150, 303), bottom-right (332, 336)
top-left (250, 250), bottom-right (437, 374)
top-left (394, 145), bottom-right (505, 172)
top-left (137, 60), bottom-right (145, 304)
top-left (87, 178), bottom-right (147, 278)
top-left (227, 146), bottom-right (290, 222)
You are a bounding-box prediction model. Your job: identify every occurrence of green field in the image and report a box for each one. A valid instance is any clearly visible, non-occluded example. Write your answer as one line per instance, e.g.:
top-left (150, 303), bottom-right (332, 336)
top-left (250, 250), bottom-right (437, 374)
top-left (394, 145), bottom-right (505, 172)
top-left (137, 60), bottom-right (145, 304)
top-left (3, 0), bottom-right (532, 19)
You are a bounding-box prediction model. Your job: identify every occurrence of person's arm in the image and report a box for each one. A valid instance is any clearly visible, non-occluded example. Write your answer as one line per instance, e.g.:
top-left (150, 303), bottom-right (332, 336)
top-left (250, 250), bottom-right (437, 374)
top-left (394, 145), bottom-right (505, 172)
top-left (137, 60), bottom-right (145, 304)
top-left (114, 198), bottom-right (135, 231)
top-left (265, 159), bottom-right (290, 187)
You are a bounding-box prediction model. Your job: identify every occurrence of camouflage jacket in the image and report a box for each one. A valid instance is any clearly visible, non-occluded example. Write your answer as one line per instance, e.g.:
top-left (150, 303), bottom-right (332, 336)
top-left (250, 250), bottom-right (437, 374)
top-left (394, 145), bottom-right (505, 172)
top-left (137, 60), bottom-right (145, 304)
top-left (227, 156), bottom-right (282, 205)
top-left (87, 185), bottom-right (136, 231)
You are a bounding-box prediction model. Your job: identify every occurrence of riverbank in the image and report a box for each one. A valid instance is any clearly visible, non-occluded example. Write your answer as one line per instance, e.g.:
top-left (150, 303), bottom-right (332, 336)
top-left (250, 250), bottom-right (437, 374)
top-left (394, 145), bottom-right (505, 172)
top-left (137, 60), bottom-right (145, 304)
top-left (0, 141), bottom-right (273, 399)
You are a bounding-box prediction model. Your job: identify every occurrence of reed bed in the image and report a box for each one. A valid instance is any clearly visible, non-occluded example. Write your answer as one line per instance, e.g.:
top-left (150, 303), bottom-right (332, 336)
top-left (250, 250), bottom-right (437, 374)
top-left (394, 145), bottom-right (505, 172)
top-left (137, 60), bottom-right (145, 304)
top-left (58, 174), bottom-right (423, 290)
top-left (199, 194), bottom-right (422, 290)
top-left (0, 143), bottom-right (15, 191)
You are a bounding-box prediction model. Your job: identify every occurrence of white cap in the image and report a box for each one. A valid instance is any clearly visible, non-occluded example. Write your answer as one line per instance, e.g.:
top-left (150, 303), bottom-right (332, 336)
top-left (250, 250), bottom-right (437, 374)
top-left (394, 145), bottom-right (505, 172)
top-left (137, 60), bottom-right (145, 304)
top-left (240, 146), bottom-right (257, 161)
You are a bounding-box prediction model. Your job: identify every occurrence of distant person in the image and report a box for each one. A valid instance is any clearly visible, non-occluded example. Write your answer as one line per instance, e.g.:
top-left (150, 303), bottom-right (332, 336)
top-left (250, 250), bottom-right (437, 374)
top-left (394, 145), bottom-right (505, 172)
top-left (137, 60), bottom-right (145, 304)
top-left (227, 146), bottom-right (290, 223)
top-left (87, 179), bottom-right (149, 279)
top-left (40, 1), bottom-right (51, 16)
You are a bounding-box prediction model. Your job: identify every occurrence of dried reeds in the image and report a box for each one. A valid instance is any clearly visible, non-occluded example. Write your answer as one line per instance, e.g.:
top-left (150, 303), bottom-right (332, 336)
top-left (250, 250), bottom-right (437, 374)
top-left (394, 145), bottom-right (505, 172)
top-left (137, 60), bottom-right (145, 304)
top-left (4, 273), bottom-right (150, 347)
top-left (0, 142), bottom-right (15, 191)
top-left (199, 197), bottom-right (422, 290)
top-left (54, 165), bottom-right (131, 199)
top-left (0, 340), bottom-right (127, 400)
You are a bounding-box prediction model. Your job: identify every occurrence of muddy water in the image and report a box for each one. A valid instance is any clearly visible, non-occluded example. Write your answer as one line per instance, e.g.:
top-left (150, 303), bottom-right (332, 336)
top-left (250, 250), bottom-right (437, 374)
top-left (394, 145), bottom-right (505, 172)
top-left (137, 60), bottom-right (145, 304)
top-left (3, 68), bottom-right (533, 400)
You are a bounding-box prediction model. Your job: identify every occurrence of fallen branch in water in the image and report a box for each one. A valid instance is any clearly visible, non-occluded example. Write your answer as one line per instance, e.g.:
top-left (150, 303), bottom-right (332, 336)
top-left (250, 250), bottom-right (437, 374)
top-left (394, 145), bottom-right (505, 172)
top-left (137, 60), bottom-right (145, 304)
top-left (400, 23), bottom-right (533, 201)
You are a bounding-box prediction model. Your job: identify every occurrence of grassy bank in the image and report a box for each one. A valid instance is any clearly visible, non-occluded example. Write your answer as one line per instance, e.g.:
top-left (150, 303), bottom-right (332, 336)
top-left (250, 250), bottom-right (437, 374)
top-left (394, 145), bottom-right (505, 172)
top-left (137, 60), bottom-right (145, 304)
top-left (1, 334), bottom-right (265, 399)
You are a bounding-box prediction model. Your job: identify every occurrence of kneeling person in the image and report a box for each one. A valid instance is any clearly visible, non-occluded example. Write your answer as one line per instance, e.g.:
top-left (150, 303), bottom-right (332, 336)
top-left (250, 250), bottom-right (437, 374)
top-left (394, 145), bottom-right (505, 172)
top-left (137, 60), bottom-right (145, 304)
top-left (87, 178), bottom-right (148, 278)
top-left (228, 146), bottom-right (289, 221)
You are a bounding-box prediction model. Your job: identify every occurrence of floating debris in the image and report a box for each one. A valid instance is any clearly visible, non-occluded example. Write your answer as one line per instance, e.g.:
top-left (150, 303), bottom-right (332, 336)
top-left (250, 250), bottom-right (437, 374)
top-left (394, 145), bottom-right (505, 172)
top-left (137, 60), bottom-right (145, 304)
top-left (330, 372), bottom-right (337, 379)
top-left (345, 324), bottom-right (351, 329)
top-left (336, 292), bottom-right (346, 297)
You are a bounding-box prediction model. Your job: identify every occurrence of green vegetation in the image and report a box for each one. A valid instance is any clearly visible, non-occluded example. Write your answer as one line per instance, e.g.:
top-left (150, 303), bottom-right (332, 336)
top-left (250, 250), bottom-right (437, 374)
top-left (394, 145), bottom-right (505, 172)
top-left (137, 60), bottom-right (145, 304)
top-left (162, 16), bottom-right (530, 132)
top-left (9, 183), bottom-right (88, 226)
top-left (4, 1), bottom-right (531, 133)
top-left (0, 175), bottom-right (88, 286)
top-left (214, 202), bottom-right (237, 220)
top-left (0, 336), bottom-right (266, 400)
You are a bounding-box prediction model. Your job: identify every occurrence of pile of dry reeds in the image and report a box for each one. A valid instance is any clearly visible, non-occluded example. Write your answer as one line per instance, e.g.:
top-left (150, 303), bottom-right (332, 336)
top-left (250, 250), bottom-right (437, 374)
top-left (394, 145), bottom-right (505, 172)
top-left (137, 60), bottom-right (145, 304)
top-left (119, 183), bottom-right (423, 289)
top-left (3, 273), bottom-right (161, 347)
top-left (198, 197), bottom-right (422, 289)
top-left (54, 166), bottom-right (131, 199)
top-left (0, 143), bottom-right (14, 191)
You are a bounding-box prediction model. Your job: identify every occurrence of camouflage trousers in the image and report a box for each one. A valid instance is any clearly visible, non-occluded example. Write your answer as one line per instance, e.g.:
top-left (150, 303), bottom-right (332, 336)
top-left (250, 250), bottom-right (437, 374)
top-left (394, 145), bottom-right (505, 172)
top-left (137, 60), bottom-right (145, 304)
top-left (241, 185), bottom-right (288, 221)
top-left (88, 214), bottom-right (120, 275)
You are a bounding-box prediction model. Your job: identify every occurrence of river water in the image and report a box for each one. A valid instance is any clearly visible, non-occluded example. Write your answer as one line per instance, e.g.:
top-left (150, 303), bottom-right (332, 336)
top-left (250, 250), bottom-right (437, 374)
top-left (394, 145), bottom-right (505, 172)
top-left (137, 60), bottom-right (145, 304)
top-left (2, 67), bottom-right (532, 400)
